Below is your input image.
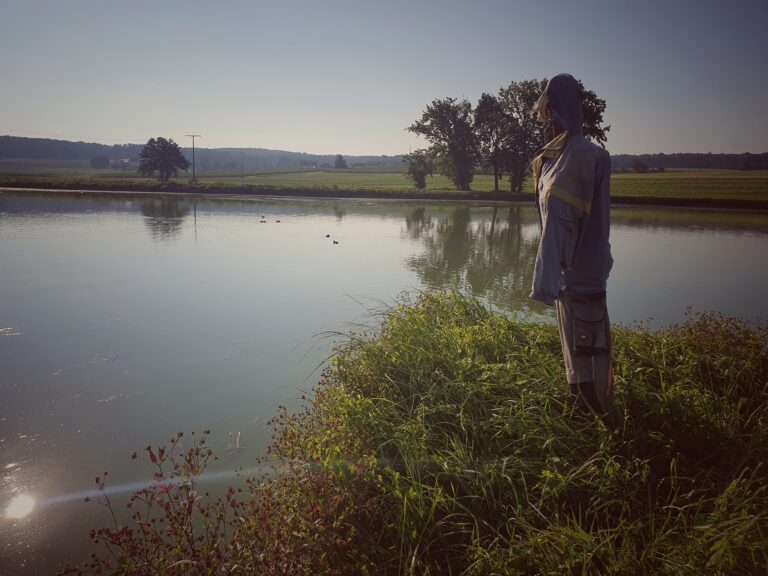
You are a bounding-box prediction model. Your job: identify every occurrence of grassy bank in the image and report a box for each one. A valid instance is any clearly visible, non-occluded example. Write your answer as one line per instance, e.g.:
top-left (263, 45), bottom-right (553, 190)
top-left (3, 167), bottom-right (768, 207)
top-left (63, 293), bottom-right (768, 575)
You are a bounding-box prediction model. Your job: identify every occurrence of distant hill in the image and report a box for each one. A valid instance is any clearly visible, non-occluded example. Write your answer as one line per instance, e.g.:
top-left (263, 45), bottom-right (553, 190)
top-left (0, 136), bottom-right (141, 163)
top-left (0, 136), bottom-right (403, 171)
top-left (2, 135), bottom-right (766, 173)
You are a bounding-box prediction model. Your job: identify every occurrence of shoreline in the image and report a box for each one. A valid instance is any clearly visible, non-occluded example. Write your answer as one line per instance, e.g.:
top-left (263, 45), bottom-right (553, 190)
top-left (2, 182), bottom-right (768, 210)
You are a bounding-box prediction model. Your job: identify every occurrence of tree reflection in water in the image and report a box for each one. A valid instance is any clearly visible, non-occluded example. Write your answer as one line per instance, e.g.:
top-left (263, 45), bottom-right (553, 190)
top-left (140, 199), bottom-right (192, 242)
top-left (405, 205), bottom-right (547, 317)
top-left (333, 203), bottom-right (346, 221)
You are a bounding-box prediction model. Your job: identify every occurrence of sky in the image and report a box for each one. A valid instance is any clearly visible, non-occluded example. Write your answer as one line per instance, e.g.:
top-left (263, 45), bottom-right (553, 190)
top-left (1, 0), bottom-right (766, 156)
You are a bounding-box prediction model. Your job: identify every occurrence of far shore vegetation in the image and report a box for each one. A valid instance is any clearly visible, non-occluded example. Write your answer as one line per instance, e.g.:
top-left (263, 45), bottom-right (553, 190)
top-left (60, 292), bottom-right (768, 575)
top-left (2, 165), bottom-right (768, 206)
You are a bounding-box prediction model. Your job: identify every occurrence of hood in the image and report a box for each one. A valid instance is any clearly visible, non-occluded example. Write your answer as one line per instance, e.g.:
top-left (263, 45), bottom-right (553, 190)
top-left (538, 73), bottom-right (583, 137)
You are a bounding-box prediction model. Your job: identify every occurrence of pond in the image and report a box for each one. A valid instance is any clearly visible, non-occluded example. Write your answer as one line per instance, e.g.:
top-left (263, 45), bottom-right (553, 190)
top-left (1, 191), bottom-right (767, 573)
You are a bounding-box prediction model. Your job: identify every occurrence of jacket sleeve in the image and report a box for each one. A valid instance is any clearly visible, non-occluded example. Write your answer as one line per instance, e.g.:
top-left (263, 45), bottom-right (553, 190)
top-left (530, 195), bottom-right (582, 305)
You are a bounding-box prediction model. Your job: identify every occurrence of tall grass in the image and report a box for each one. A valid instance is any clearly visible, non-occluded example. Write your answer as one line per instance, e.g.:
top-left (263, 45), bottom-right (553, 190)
top-left (281, 293), bottom-right (768, 574)
top-left (62, 292), bottom-right (768, 575)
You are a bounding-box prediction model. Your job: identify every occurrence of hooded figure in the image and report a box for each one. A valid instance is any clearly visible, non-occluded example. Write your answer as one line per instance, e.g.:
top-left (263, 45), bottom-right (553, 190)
top-left (529, 73), bottom-right (616, 422)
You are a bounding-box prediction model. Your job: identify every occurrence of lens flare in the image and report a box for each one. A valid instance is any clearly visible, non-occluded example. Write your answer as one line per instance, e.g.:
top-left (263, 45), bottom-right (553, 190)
top-left (5, 494), bottom-right (36, 519)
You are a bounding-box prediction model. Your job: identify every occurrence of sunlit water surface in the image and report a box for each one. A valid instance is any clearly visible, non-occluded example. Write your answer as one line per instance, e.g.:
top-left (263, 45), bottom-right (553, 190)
top-left (1, 191), bottom-right (767, 573)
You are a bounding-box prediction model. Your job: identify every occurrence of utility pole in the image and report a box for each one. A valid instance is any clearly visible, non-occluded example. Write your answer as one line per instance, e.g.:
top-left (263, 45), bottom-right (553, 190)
top-left (185, 134), bottom-right (201, 183)
top-left (240, 150), bottom-right (244, 178)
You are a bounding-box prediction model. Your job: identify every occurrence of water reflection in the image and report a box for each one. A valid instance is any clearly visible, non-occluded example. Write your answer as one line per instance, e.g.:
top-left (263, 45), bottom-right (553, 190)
top-left (333, 203), bottom-right (346, 221)
top-left (405, 206), bottom-right (543, 316)
top-left (140, 198), bottom-right (192, 241)
top-left (1, 191), bottom-right (767, 574)
top-left (403, 206), bottom-right (433, 238)
top-left (611, 206), bottom-right (768, 233)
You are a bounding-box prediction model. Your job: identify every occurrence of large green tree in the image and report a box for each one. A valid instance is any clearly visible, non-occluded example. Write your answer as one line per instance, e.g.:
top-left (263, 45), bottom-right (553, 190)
top-left (408, 98), bottom-right (478, 191)
top-left (138, 137), bottom-right (190, 182)
top-left (497, 78), bottom-right (610, 193)
top-left (497, 79), bottom-right (544, 194)
top-left (578, 79), bottom-right (610, 145)
top-left (474, 93), bottom-right (513, 194)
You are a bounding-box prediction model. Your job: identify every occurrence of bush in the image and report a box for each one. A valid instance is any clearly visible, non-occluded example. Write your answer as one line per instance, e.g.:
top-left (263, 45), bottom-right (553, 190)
top-left (403, 149), bottom-right (434, 191)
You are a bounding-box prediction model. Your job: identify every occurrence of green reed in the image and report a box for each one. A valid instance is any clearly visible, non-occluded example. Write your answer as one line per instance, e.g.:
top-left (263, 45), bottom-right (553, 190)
top-left (287, 292), bottom-right (768, 574)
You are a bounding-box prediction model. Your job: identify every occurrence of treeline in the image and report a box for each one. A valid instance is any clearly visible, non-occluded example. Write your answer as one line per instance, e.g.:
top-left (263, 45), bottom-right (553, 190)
top-left (612, 152), bottom-right (768, 171)
top-left (195, 148), bottom-right (401, 171)
top-left (0, 136), bottom-right (140, 161)
top-left (3, 135), bottom-right (766, 176)
top-left (405, 77), bottom-right (609, 193)
top-left (0, 136), bottom-right (402, 171)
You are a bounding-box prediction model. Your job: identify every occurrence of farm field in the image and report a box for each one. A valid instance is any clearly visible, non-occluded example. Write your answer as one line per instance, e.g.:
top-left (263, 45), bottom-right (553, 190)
top-left (609, 169), bottom-right (768, 202)
top-left (1, 162), bottom-right (767, 203)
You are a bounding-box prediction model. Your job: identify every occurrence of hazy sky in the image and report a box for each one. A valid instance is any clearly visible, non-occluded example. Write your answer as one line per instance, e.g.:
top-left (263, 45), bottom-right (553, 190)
top-left (1, 0), bottom-right (766, 155)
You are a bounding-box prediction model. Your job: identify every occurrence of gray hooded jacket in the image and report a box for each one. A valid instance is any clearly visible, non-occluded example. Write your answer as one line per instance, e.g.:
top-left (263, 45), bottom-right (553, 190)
top-left (530, 74), bottom-right (613, 305)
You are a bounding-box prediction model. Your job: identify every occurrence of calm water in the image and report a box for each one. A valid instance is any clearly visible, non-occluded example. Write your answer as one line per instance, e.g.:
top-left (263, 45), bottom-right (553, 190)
top-left (1, 191), bottom-right (767, 573)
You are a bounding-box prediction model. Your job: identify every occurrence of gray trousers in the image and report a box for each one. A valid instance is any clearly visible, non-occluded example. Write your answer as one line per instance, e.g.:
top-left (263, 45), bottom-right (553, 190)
top-left (555, 291), bottom-right (615, 417)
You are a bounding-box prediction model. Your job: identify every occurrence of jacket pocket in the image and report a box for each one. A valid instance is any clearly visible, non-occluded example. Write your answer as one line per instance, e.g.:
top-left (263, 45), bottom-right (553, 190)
top-left (570, 298), bottom-right (610, 356)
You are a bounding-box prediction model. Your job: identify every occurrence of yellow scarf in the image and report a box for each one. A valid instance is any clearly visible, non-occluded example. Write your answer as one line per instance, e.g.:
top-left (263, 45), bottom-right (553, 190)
top-left (530, 131), bottom-right (568, 192)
